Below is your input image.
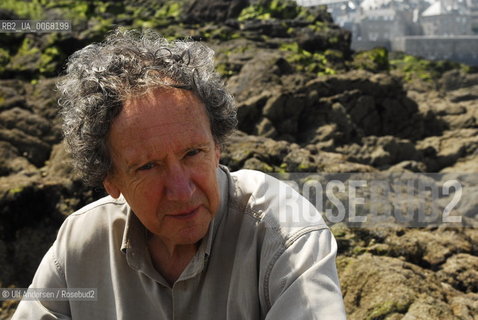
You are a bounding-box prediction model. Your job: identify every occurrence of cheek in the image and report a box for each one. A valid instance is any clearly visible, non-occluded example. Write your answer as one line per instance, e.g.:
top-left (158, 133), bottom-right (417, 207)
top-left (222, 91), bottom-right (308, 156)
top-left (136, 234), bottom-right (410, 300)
top-left (123, 177), bottom-right (161, 204)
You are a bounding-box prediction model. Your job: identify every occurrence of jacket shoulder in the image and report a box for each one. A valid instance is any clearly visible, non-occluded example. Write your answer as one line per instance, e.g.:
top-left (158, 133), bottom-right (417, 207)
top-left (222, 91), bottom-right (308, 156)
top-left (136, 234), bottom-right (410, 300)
top-left (229, 169), bottom-right (328, 239)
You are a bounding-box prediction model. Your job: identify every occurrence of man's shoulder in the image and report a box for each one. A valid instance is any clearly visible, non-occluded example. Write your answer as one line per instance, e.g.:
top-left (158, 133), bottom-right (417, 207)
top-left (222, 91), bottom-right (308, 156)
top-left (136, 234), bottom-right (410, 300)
top-left (58, 195), bottom-right (129, 246)
top-left (228, 169), bottom-right (328, 236)
top-left (69, 195), bottom-right (128, 219)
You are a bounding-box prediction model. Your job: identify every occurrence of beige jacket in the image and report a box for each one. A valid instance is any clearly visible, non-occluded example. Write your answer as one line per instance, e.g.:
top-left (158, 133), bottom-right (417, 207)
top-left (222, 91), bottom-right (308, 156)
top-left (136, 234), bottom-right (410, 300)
top-left (12, 167), bottom-right (346, 319)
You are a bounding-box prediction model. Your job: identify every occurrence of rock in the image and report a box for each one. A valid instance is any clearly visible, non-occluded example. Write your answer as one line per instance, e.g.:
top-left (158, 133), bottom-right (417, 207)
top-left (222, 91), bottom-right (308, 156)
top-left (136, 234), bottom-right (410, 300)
top-left (226, 50), bottom-right (286, 102)
top-left (447, 85), bottom-right (478, 103)
top-left (339, 254), bottom-right (459, 320)
top-left (184, 0), bottom-right (248, 23)
top-left (438, 253), bottom-right (478, 293)
top-left (262, 90), bottom-right (306, 137)
top-left (282, 147), bottom-right (317, 172)
top-left (417, 129), bottom-right (478, 172)
top-left (315, 151), bottom-right (376, 173)
top-left (0, 128), bottom-right (51, 168)
top-left (296, 23), bottom-right (351, 55)
top-left (255, 118), bottom-right (277, 138)
top-left (242, 157), bottom-right (274, 172)
top-left (25, 78), bottom-right (62, 124)
top-left (236, 93), bottom-right (269, 134)
top-left (384, 229), bottom-right (473, 267)
top-left (0, 80), bottom-right (27, 112)
top-left (0, 141), bottom-right (36, 175)
top-left (387, 160), bottom-right (427, 173)
top-left (337, 136), bottom-right (423, 168)
top-left (439, 69), bottom-right (478, 91)
top-left (220, 131), bottom-right (376, 173)
top-left (43, 142), bottom-right (75, 180)
top-left (447, 294), bottom-right (478, 320)
top-left (0, 108), bottom-right (52, 141)
top-left (441, 155), bottom-right (478, 173)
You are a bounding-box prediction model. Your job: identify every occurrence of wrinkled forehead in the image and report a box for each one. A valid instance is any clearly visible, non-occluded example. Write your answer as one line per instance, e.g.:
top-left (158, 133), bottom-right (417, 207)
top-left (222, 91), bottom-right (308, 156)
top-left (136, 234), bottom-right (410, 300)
top-left (112, 86), bottom-right (210, 136)
top-left (106, 86), bottom-right (215, 160)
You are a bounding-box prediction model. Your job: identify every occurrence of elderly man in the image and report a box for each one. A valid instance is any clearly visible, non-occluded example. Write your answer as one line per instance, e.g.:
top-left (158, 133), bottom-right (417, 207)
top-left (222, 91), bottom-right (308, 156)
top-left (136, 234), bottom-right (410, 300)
top-left (13, 29), bottom-right (346, 319)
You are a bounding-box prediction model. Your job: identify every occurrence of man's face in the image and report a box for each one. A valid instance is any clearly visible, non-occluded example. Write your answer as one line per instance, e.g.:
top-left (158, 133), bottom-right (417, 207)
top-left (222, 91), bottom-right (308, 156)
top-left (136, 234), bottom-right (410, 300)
top-left (104, 87), bottom-right (221, 249)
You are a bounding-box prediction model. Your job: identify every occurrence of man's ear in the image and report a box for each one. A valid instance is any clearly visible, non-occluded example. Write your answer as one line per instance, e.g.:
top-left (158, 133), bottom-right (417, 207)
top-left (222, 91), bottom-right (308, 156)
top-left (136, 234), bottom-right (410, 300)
top-left (103, 176), bottom-right (121, 199)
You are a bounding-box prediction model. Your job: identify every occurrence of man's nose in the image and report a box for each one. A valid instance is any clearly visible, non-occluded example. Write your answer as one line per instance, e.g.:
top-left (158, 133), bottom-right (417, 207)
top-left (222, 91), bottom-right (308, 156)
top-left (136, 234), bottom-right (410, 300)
top-left (164, 165), bottom-right (196, 201)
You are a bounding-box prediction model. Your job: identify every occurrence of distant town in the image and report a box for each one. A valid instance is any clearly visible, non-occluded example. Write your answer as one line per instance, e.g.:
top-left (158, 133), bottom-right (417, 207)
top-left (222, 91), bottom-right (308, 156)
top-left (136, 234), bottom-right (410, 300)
top-left (296, 0), bottom-right (478, 65)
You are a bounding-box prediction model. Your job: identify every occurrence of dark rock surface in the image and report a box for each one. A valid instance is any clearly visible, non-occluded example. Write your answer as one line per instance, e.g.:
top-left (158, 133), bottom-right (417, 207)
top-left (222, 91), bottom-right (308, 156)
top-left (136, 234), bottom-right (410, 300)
top-left (0, 0), bottom-right (477, 318)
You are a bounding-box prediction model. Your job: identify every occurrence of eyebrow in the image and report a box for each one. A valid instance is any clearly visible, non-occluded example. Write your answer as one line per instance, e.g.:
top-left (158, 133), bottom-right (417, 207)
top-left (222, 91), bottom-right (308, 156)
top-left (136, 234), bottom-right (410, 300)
top-left (125, 142), bottom-right (212, 173)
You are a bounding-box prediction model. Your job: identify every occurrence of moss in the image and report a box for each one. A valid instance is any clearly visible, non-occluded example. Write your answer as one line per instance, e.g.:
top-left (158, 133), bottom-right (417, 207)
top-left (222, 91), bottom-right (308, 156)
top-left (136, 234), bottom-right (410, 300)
top-left (200, 26), bottom-right (240, 42)
top-left (331, 222), bottom-right (351, 238)
top-left (155, 2), bottom-right (182, 19)
top-left (389, 52), bottom-right (465, 83)
top-left (0, 0), bottom-right (44, 19)
top-left (96, 2), bottom-right (124, 15)
top-left (243, 158), bottom-right (274, 172)
top-left (148, 2), bottom-right (183, 27)
top-left (307, 21), bottom-right (328, 33)
top-left (44, 0), bottom-right (94, 23)
top-left (8, 187), bottom-right (23, 196)
top-left (352, 47), bottom-right (389, 72)
top-left (366, 300), bottom-right (411, 320)
top-left (297, 162), bottom-right (315, 171)
top-left (328, 36), bottom-right (339, 44)
top-left (297, 7), bottom-right (319, 23)
top-left (79, 17), bottom-right (114, 42)
top-left (366, 243), bottom-right (391, 255)
top-left (0, 48), bottom-right (10, 73)
top-left (18, 37), bottom-right (39, 55)
top-left (335, 256), bottom-right (352, 273)
top-left (8, 37), bottom-right (40, 73)
top-left (238, 0), bottom-right (302, 21)
top-left (39, 46), bottom-right (63, 75)
top-left (280, 42), bottom-right (337, 76)
top-left (352, 246), bottom-right (366, 255)
top-left (276, 162), bottom-right (288, 174)
top-left (216, 63), bottom-right (236, 78)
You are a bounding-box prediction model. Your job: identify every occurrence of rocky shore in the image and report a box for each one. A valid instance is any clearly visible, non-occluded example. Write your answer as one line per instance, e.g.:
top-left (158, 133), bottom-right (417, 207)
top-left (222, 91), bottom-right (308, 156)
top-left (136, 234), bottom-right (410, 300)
top-left (0, 0), bottom-right (477, 319)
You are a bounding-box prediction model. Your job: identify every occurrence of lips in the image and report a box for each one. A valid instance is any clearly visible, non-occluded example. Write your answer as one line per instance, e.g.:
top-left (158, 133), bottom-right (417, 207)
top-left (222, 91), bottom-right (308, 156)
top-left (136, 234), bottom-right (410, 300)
top-left (166, 206), bottom-right (200, 220)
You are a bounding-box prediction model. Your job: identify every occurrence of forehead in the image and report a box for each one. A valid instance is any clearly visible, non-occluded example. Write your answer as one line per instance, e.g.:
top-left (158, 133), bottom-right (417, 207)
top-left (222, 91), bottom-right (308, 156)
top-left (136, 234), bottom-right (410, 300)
top-left (108, 87), bottom-right (213, 154)
top-left (120, 87), bottom-right (207, 123)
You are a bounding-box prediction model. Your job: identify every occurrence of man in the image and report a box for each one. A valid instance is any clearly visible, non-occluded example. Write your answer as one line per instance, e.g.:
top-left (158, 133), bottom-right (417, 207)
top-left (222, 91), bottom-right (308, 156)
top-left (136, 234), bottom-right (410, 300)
top-left (13, 29), bottom-right (346, 319)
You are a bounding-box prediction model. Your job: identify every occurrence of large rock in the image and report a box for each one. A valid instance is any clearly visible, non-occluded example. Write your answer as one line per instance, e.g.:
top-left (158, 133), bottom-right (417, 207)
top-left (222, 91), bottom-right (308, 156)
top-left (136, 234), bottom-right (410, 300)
top-left (417, 129), bottom-right (478, 172)
top-left (220, 131), bottom-right (376, 173)
top-left (339, 253), bottom-right (478, 320)
top-left (437, 253), bottom-right (478, 293)
top-left (336, 136), bottom-right (424, 169)
top-left (183, 0), bottom-right (248, 23)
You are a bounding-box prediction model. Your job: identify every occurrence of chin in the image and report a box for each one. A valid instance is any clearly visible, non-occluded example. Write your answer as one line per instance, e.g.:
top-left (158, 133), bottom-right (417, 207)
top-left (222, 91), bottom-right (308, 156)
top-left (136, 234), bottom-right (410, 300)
top-left (181, 224), bottom-right (210, 245)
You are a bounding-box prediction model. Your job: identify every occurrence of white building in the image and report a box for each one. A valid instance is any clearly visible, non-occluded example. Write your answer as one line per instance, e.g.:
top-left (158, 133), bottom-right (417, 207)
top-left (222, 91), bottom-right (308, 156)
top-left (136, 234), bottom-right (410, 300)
top-left (420, 0), bottom-right (473, 35)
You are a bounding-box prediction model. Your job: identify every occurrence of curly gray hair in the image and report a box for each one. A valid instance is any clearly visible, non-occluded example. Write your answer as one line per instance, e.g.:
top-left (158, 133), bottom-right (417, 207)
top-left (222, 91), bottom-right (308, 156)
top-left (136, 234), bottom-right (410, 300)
top-left (57, 28), bottom-right (237, 187)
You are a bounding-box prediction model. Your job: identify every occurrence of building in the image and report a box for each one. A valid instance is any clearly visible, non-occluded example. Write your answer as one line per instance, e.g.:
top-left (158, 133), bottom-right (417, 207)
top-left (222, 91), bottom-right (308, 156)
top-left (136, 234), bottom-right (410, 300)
top-left (295, 0), bottom-right (478, 65)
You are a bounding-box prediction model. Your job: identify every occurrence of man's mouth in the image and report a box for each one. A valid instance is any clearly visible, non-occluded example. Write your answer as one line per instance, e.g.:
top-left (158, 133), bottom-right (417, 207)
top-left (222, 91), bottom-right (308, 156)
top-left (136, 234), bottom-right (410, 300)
top-left (166, 207), bottom-right (200, 220)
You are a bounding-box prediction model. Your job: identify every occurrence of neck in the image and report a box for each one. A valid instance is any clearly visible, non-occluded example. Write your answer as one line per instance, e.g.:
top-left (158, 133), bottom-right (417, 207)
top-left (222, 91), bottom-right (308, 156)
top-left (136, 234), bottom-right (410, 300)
top-left (148, 236), bottom-right (199, 285)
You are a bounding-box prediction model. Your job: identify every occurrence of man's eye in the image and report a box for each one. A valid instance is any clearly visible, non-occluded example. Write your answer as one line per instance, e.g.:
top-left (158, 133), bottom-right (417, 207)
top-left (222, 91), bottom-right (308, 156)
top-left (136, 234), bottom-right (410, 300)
top-left (186, 149), bottom-right (201, 157)
top-left (138, 162), bottom-right (155, 171)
